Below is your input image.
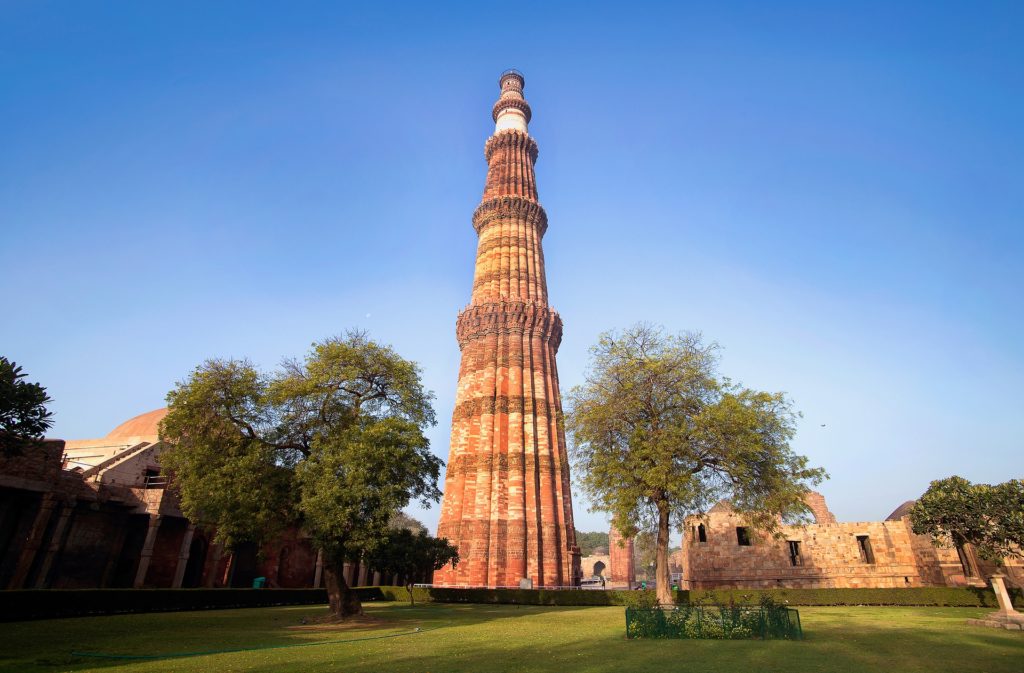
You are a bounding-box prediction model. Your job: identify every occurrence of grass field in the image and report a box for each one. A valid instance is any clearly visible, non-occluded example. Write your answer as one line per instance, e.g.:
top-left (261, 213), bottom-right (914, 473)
top-left (1, 602), bottom-right (1021, 673)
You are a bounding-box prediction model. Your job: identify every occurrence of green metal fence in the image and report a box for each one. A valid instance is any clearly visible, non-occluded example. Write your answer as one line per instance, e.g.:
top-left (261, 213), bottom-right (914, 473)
top-left (625, 604), bottom-right (803, 640)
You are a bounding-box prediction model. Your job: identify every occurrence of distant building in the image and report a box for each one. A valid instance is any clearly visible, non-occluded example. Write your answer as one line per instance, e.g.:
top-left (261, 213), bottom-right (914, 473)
top-left (681, 491), bottom-right (1022, 590)
top-left (578, 526), bottom-right (636, 589)
top-left (1, 409), bottom-right (391, 590)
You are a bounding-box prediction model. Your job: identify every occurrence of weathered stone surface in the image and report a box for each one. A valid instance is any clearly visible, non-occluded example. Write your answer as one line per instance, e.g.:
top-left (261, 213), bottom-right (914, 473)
top-left (434, 72), bottom-right (580, 588)
top-left (682, 492), bottom-right (1024, 590)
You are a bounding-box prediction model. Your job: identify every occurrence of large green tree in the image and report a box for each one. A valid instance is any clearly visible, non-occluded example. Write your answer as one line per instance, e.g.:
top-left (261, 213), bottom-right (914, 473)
top-left (910, 476), bottom-right (1024, 570)
top-left (565, 325), bottom-right (826, 604)
top-left (0, 357), bottom-right (54, 457)
top-left (159, 332), bottom-right (442, 618)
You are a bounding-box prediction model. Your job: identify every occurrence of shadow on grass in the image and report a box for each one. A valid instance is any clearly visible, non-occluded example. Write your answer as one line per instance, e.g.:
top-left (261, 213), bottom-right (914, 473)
top-left (5, 605), bottom-right (1024, 673)
top-left (0, 602), bottom-right (589, 673)
top-left (232, 606), bottom-right (1024, 673)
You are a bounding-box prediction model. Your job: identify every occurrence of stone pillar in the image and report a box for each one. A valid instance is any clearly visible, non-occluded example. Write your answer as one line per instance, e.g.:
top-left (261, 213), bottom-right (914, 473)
top-left (991, 575), bottom-right (1018, 615)
top-left (205, 543), bottom-right (224, 587)
top-left (171, 523), bottom-right (196, 588)
top-left (33, 499), bottom-right (76, 589)
top-left (7, 494), bottom-right (56, 589)
top-left (100, 515), bottom-right (130, 587)
top-left (967, 573), bottom-right (1024, 630)
top-left (222, 550), bottom-right (235, 587)
top-left (133, 514), bottom-right (162, 588)
top-left (357, 561), bottom-right (369, 587)
top-left (313, 550), bottom-right (324, 589)
top-left (343, 561), bottom-right (355, 586)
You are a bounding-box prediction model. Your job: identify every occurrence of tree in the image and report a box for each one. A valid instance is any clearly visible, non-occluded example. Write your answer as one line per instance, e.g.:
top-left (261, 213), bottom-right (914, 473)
top-left (910, 476), bottom-right (1024, 570)
top-left (366, 527), bottom-right (459, 605)
top-left (575, 530), bottom-right (610, 556)
top-left (632, 531), bottom-right (658, 580)
top-left (0, 357), bottom-right (54, 457)
top-left (159, 331), bottom-right (442, 619)
top-left (565, 325), bottom-right (826, 605)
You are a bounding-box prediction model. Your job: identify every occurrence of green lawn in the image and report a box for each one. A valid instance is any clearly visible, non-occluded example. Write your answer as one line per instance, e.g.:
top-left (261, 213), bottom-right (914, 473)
top-left (1, 602), bottom-right (1021, 673)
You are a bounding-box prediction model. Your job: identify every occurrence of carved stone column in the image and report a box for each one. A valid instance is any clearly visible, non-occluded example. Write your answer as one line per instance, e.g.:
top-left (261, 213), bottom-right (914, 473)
top-left (33, 498), bottom-right (76, 588)
top-left (7, 494), bottom-right (56, 589)
top-left (171, 523), bottom-right (196, 588)
top-left (133, 514), bottom-right (162, 588)
top-left (313, 549), bottom-right (324, 588)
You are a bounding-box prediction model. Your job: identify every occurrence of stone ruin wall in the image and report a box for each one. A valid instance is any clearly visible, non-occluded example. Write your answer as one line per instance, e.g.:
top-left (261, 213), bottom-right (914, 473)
top-left (682, 493), bottom-right (1018, 590)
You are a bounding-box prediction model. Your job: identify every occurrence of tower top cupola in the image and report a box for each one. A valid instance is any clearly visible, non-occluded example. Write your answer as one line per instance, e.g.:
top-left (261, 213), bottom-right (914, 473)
top-left (493, 69), bottom-right (532, 134)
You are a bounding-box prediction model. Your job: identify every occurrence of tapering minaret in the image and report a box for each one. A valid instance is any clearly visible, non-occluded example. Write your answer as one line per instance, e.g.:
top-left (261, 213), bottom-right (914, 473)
top-left (435, 71), bottom-right (581, 588)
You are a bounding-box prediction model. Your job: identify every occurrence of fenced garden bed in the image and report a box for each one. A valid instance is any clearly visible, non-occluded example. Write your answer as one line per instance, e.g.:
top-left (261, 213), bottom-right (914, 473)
top-left (625, 603), bottom-right (803, 639)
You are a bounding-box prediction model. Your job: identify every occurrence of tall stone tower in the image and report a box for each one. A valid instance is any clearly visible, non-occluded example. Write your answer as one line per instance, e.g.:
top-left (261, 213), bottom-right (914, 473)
top-left (434, 71), bottom-right (581, 588)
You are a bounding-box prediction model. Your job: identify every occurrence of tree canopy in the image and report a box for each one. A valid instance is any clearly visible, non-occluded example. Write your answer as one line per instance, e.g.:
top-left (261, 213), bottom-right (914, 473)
top-left (159, 331), bottom-right (442, 618)
top-left (575, 530), bottom-right (610, 557)
top-left (365, 526), bottom-right (458, 604)
top-left (566, 325), bottom-right (825, 604)
top-left (0, 357), bottom-right (54, 457)
top-left (910, 476), bottom-right (1024, 566)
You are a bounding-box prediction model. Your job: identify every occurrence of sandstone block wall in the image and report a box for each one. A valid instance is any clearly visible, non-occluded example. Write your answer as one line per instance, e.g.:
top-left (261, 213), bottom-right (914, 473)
top-left (681, 493), bottom-right (1006, 590)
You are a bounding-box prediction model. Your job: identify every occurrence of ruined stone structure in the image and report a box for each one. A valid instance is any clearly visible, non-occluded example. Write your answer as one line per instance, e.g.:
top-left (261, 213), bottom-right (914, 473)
top-left (607, 526), bottom-right (636, 588)
top-left (681, 492), bottom-right (1023, 590)
top-left (1, 409), bottom-right (398, 590)
top-left (579, 526), bottom-right (637, 588)
top-left (434, 71), bottom-right (581, 587)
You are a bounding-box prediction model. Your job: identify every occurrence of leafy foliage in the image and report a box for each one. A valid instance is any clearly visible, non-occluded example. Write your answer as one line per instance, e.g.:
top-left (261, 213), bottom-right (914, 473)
top-left (910, 476), bottom-right (1024, 563)
top-left (159, 331), bottom-right (442, 617)
top-left (566, 325), bottom-right (826, 603)
top-left (365, 527), bottom-right (458, 604)
top-left (575, 530), bottom-right (610, 556)
top-left (0, 357), bottom-right (54, 457)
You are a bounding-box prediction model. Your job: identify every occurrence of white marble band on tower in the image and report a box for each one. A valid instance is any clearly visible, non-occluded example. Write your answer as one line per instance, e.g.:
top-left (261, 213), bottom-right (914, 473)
top-left (494, 70), bottom-right (530, 133)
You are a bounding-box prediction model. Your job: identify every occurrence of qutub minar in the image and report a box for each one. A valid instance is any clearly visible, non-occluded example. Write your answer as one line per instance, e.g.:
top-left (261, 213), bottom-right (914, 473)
top-left (434, 71), bottom-right (582, 588)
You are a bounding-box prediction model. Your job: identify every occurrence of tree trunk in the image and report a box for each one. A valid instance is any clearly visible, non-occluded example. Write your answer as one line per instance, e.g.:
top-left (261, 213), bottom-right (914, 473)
top-left (406, 581), bottom-right (415, 606)
top-left (655, 499), bottom-right (672, 606)
top-left (324, 560), bottom-right (363, 619)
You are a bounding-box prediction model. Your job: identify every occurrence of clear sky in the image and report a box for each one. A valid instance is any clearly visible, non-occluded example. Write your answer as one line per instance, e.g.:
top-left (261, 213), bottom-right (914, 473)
top-left (2, 1), bottom-right (1021, 535)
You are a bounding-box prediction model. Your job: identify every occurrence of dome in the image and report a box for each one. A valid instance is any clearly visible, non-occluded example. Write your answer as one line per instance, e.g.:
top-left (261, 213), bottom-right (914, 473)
top-left (886, 500), bottom-right (917, 521)
top-left (105, 408), bottom-right (168, 441)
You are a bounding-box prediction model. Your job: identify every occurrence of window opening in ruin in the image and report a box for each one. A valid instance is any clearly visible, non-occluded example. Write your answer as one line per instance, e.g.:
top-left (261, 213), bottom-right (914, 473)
top-left (856, 535), bottom-right (875, 564)
top-left (698, 524), bottom-right (707, 543)
top-left (788, 540), bottom-right (802, 566)
top-left (736, 527), bottom-right (751, 546)
top-left (143, 468), bottom-right (167, 489)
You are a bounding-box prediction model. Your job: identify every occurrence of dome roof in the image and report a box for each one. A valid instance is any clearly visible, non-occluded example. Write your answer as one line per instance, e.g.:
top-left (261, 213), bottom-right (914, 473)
top-left (105, 408), bottom-right (168, 440)
top-left (886, 500), bottom-right (916, 521)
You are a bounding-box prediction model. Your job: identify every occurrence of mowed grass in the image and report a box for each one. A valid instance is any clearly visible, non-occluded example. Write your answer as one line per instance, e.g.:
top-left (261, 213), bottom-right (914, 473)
top-left (1, 602), bottom-right (1021, 673)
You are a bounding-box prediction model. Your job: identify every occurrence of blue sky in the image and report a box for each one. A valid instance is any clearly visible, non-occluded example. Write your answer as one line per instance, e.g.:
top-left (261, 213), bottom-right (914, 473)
top-left (2, 1), bottom-right (1021, 535)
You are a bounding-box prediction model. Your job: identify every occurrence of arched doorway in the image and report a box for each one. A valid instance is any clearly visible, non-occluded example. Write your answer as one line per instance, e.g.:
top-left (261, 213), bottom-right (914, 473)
top-left (593, 560), bottom-right (606, 577)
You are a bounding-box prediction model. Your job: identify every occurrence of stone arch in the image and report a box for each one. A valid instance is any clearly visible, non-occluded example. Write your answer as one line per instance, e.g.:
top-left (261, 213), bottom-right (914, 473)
top-left (592, 560), bottom-right (606, 577)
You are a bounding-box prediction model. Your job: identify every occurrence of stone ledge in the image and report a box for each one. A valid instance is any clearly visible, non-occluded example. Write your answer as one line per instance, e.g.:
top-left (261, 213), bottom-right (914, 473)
top-left (967, 618), bottom-right (1023, 631)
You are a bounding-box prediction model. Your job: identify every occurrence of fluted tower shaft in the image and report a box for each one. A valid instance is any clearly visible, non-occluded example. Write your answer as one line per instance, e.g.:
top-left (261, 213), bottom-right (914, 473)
top-left (435, 72), bottom-right (581, 588)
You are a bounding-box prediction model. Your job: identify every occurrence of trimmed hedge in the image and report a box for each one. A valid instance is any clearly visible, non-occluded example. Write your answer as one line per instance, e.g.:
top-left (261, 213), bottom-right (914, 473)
top-left (3, 584), bottom-right (1019, 622)
top-left (0, 588), bottom-right (328, 622)
top-left (372, 585), bottom-right (1024, 609)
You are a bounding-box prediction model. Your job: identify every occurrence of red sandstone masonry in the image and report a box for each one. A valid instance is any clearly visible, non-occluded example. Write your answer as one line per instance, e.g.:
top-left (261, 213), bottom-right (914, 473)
top-left (434, 73), bottom-right (580, 588)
